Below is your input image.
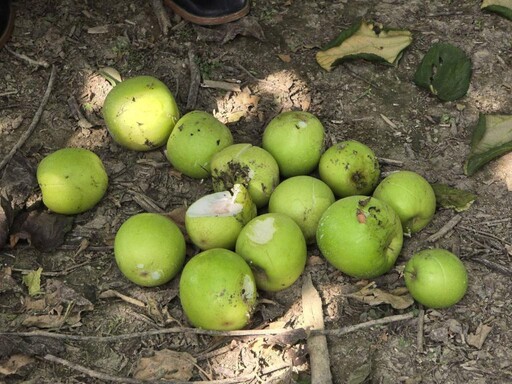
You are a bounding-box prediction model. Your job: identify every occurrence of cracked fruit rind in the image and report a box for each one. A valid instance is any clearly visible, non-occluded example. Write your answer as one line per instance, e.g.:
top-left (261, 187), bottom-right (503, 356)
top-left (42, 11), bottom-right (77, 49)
top-left (404, 249), bottom-right (468, 309)
top-left (414, 43), bottom-right (472, 102)
top-left (179, 248), bottom-right (257, 330)
top-left (37, 148), bottom-right (108, 215)
top-left (316, 19), bottom-right (412, 71)
top-left (318, 140), bottom-right (380, 198)
top-left (235, 213), bottom-right (307, 292)
top-left (114, 213), bottom-right (186, 287)
top-left (102, 75), bottom-right (180, 151)
top-left (317, 195), bottom-right (403, 278)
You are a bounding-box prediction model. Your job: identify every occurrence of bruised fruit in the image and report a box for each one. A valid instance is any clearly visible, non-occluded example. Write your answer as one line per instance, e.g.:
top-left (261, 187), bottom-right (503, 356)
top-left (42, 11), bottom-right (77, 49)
top-left (179, 248), bottom-right (257, 330)
top-left (114, 213), bottom-right (186, 287)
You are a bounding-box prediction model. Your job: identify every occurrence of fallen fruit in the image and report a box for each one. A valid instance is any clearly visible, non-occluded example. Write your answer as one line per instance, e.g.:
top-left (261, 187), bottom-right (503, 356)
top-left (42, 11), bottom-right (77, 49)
top-left (373, 170), bottom-right (436, 235)
top-left (166, 111), bottom-right (233, 179)
top-left (262, 111), bottom-right (325, 177)
top-left (404, 248), bottom-right (468, 308)
top-left (37, 148), bottom-right (108, 215)
top-left (179, 248), bottom-right (257, 330)
top-left (102, 75), bottom-right (180, 151)
top-left (268, 175), bottom-right (335, 243)
top-left (317, 195), bottom-right (403, 278)
top-left (114, 213), bottom-right (186, 287)
top-left (318, 140), bottom-right (380, 198)
top-left (236, 213), bottom-right (307, 292)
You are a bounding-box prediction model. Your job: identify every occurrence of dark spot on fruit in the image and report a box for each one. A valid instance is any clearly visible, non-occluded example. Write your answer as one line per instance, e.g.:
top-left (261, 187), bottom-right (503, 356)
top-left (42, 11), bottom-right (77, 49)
top-left (190, 133), bottom-right (194, 136)
top-left (132, 97), bottom-right (136, 102)
top-left (144, 139), bottom-right (156, 148)
top-left (216, 139), bottom-right (221, 145)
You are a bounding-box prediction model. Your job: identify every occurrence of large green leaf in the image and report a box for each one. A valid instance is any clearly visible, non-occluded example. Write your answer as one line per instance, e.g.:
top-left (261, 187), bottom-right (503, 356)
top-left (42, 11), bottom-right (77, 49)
top-left (481, 0), bottom-right (512, 20)
top-left (464, 114), bottom-right (512, 176)
top-left (316, 20), bottom-right (412, 71)
top-left (414, 43), bottom-right (472, 101)
top-left (431, 183), bottom-right (477, 212)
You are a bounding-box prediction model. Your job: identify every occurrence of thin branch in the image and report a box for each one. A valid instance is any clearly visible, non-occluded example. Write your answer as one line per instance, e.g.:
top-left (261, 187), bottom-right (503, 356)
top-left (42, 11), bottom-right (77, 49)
top-left (471, 257), bottom-right (512, 277)
top-left (416, 306), bottom-right (425, 353)
top-left (4, 45), bottom-right (51, 68)
top-left (427, 214), bottom-right (462, 242)
top-left (186, 50), bottom-right (201, 111)
top-left (321, 312), bottom-right (415, 337)
top-left (0, 65), bottom-right (57, 171)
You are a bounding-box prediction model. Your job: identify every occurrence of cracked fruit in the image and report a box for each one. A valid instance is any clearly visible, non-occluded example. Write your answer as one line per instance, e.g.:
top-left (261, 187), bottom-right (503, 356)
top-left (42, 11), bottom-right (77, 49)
top-left (404, 249), bottom-right (468, 308)
top-left (102, 75), bottom-right (180, 151)
top-left (114, 213), bottom-right (186, 287)
top-left (37, 148), bottom-right (108, 215)
top-left (317, 195), bottom-right (403, 278)
top-left (179, 248), bottom-right (257, 330)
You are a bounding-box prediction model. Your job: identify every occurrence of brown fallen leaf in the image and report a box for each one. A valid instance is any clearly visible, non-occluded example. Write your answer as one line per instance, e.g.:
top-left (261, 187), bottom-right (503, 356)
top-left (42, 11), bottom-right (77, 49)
top-left (0, 194), bottom-right (14, 250)
top-left (467, 323), bottom-right (493, 349)
top-left (133, 349), bottom-right (196, 381)
top-left (0, 267), bottom-right (22, 294)
top-left (194, 17), bottom-right (266, 44)
top-left (278, 54), bottom-right (292, 63)
top-left (347, 282), bottom-right (414, 310)
top-left (0, 354), bottom-right (35, 376)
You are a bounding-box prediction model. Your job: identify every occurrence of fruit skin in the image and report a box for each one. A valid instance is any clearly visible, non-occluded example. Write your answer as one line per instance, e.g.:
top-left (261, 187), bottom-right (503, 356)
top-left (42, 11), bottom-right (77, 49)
top-left (210, 143), bottom-right (280, 208)
top-left (166, 111), bottom-right (233, 179)
top-left (114, 213), bottom-right (186, 287)
top-left (235, 213), bottom-right (307, 292)
top-left (316, 195), bottom-right (403, 278)
top-left (318, 140), bottom-right (380, 198)
top-left (404, 249), bottom-right (468, 308)
top-left (372, 170), bottom-right (436, 235)
top-left (262, 111), bottom-right (325, 177)
top-left (179, 248), bottom-right (257, 330)
top-left (37, 148), bottom-right (108, 215)
top-left (268, 175), bottom-right (335, 244)
top-left (102, 75), bottom-right (180, 151)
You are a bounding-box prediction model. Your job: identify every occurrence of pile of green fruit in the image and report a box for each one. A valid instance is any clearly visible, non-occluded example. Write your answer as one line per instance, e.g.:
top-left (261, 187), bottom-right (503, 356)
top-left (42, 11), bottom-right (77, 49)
top-left (36, 75), bottom-right (468, 331)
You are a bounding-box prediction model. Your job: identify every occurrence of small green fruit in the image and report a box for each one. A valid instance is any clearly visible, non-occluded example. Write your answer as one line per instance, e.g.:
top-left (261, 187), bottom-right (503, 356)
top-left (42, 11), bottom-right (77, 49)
top-left (166, 111), bottom-right (233, 179)
top-left (236, 213), bottom-right (307, 292)
top-left (179, 248), bottom-right (257, 330)
top-left (317, 196), bottom-right (403, 278)
top-left (37, 148), bottom-right (108, 215)
top-left (185, 184), bottom-right (257, 250)
top-left (404, 249), bottom-right (468, 308)
top-left (210, 143), bottom-right (280, 208)
top-left (268, 175), bottom-right (335, 243)
top-left (373, 170), bottom-right (436, 235)
top-left (114, 213), bottom-right (186, 287)
top-left (262, 111), bottom-right (325, 177)
top-left (318, 140), bottom-right (380, 198)
top-left (102, 75), bottom-right (180, 151)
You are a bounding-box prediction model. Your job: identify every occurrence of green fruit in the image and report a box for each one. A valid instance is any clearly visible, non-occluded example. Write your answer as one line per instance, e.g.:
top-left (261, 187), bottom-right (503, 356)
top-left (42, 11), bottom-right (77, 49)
top-left (37, 148), bottom-right (108, 215)
top-left (373, 170), bottom-right (436, 235)
top-left (102, 75), bottom-right (180, 151)
top-left (114, 213), bottom-right (186, 287)
top-left (166, 111), bottom-right (233, 179)
top-left (268, 175), bottom-right (335, 243)
top-left (318, 140), bottom-right (380, 198)
top-left (404, 249), bottom-right (468, 308)
top-left (317, 196), bottom-right (403, 278)
top-left (236, 213), bottom-right (307, 292)
top-left (262, 111), bottom-right (325, 177)
top-left (179, 248), bottom-right (257, 330)
top-left (185, 184), bottom-right (257, 250)
top-left (210, 143), bottom-right (280, 208)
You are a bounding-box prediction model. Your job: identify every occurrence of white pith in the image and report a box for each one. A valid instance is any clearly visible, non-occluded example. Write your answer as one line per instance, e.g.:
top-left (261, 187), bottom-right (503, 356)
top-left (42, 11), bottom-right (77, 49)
top-left (247, 217), bottom-right (276, 244)
top-left (187, 190), bottom-right (243, 217)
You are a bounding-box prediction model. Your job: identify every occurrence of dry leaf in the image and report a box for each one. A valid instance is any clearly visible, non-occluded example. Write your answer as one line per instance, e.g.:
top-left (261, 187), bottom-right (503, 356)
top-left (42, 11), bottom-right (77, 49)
top-left (133, 349), bottom-right (196, 381)
top-left (0, 267), bottom-right (22, 294)
top-left (278, 54), bottom-right (292, 63)
top-left (0, 194), bottom-right (14, 250)
top-left (22, 268), bottom-right (43, 296)
top-left (347, 282), bottom-right (414, 310)
top-left (0, 354), bottom-right (34, 376)
top-left (467, 323), bottom-right (493, 349)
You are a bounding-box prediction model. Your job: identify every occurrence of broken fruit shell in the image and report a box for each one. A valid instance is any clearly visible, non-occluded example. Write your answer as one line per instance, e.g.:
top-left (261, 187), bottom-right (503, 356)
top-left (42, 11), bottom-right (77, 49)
top-left (102, 75), bottom-right (180, 151)
top-left (185, 184), bottom-right (257, 250)
top-left (166, 111), bottom-right (234, 179)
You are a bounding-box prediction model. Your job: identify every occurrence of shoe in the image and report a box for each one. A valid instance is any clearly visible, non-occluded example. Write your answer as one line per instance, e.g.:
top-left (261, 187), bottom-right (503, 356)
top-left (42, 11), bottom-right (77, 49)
top-left (0, 0), bottom-right (14, 49)
top-left (164, 0), bottom-right (250, 25)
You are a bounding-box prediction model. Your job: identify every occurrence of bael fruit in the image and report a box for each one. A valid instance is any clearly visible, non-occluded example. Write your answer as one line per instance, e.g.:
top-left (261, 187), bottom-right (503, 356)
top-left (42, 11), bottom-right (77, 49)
top-left (262, 111), bottom-right (325, 177)
top-left (373, 170), bottom-right (436, 235)
top-left (166, 111), bottom-right (233, 179)
top-left (317, 195), bottom-right (403, 279)
top-left (404, 248), bottom-right (468, 308)
top-left (235, 213), bottom-right (307, 292)
top-left (114, 213), bottom-right (186, 287)
top-left (179, 248), bottom-right (257, 330)
top-left (185, 184), bottom-right (257, 250)
top-left (102, 75), bottom-right (180, 151)
top-left (318, 140), bottom-right (380, 198)
top-left (37, 148), bottom-right (108, 215)
top-left (268, 175), bottom-right (335, 243)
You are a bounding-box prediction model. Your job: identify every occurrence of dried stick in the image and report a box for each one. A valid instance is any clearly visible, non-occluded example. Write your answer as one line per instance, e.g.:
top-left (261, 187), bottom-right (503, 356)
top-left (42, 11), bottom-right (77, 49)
top-left (416, 307), bottom-right (425, 353)
top-left (186, 50), bottom-right (201, 110)
top-left (150, 0), bottom-right (172, 35)
top-left (472, 257), bottom-right (512, 277)
top-left (4, 45), bottom-right (50, 68)
top-left (427, 214), bottom-right (462, 242)
top-left (0, 65), bottom-right (57, 171)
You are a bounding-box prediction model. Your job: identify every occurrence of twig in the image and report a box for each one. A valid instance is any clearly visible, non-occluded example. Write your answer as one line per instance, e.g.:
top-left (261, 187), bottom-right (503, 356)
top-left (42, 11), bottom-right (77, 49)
top-left (378, 157), bottom-right (404, 167)
top-left (201, 80), bottom-right (241, 92)
top-left (150, 0), bottom-right (172, 36)
top-left (416, 306), bottom-right (425, 353)
top-left (0, 65), bottom-right (57, 171)
top-left (380, 114), bottom-right (398, 130)
top-left (321, 312), bottom-right (416, 337)
top-left (471, 257), bottom-right (512, 277)
top-left (458, 225), bottom-right (510, 246)
top-left (427, 214), bottom-right (462, 242)
top-left (4, 45), bottom-right (51, 68)
top-left (186, 50), bottom-right (201, 110)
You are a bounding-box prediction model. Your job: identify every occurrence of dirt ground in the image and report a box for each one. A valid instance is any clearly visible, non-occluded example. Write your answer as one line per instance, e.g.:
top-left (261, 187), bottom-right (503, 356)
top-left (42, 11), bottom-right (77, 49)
top-left (1, 0), bottom-right (511, 383)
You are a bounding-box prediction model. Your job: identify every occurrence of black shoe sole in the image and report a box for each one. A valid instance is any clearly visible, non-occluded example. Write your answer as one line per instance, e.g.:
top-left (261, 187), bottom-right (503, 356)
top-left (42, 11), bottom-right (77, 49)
top-left (0, 0), bottom-right (15, 49)
top-left (164, 0), bottom-right (250, 25)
